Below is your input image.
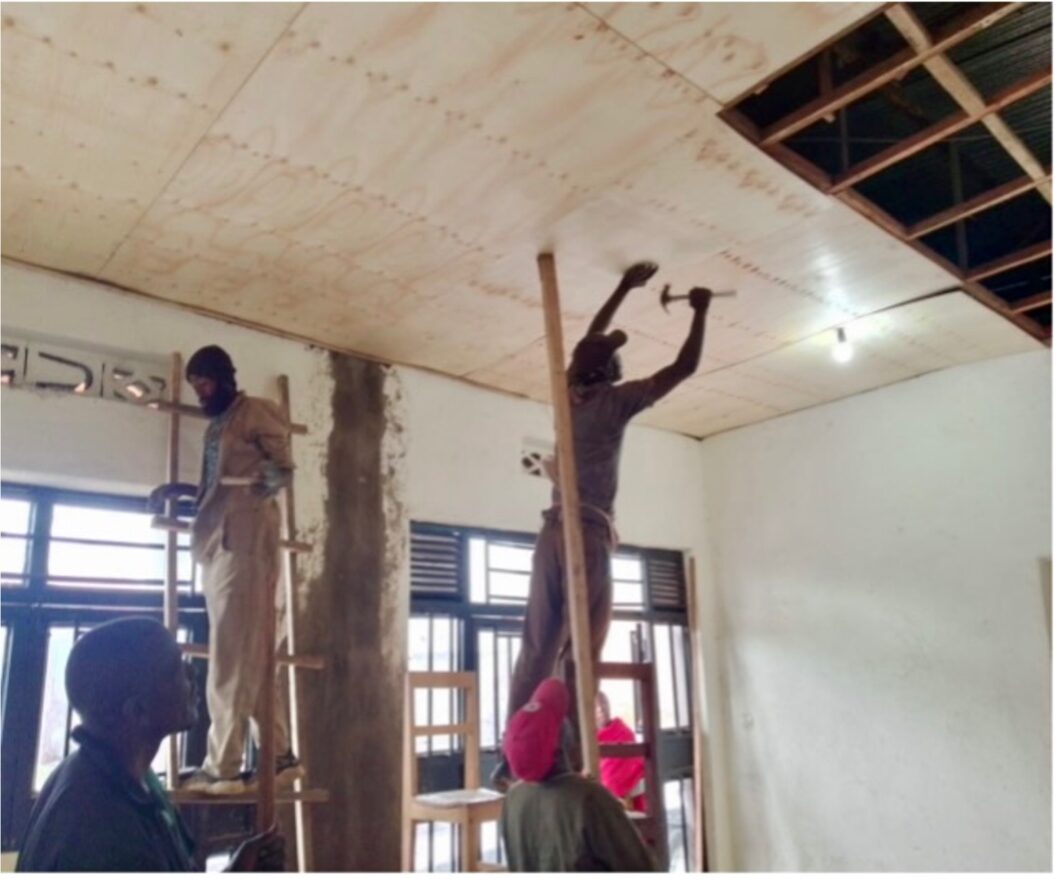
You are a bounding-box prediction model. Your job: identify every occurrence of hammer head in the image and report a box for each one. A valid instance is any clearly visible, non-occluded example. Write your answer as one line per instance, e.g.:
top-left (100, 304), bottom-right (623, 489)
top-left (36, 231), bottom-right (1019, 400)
top-left (660, 284), bottom-right (673, 313)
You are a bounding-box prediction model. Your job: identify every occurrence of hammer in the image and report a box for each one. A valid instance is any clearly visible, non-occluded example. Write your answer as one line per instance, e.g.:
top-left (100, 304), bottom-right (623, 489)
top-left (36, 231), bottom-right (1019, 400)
top-left (660, 284), bottom-right (737, 312)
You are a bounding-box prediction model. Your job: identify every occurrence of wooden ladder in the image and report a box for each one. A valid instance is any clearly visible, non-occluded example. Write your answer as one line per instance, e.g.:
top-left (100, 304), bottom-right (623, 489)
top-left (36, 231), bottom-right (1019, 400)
top-left (149, 355), bottom-right (326, 871)
top-left (598, 661), bottom-right (667, 865)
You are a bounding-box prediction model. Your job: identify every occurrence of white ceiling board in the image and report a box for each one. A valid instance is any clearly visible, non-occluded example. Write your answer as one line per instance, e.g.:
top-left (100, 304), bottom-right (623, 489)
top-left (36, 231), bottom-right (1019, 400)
top-left (637, 292), bottom-right (1040, 436)
top-left (585, 2), bottom-right (883, 103)
top-left (0, 2), bottom-right (301, 272)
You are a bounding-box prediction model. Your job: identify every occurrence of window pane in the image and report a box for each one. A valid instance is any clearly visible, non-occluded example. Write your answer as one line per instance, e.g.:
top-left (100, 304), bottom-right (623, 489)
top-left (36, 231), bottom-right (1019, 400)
top-left (488, 544), bottom-right (532, 573)
top-left (613, 578), bottom-right (645, 609)
top-left (611, 555), bottom-right (643, 582)
top-left (478, 630), bottom-right (496, 748)
top-left (1, 497), bottom-right (32, 584)
top-left (602, 620), bottom-right (642, 663)
top-left (665, 778), bottom-right (691, 872)
top-left (487, 571), bottom-right (529, 603)
top-left (48, 504), bottom-right (192, 591)
top-left (414, 823), bottom-right (431, 872)
top-left (35, 627), bottom-right (77, 791)
top-left (409, 617), bottom-right (430, 672)
top-left (673, 626), bottom-right (690, 729)
top-left (432, 821), bottom-right (455, 872)
top-left (469, 538), bottom-right (487, 604)
top-left (1, 536), bottom-right (29, 584)
top-left (653, 625), bottom-right (677, 730)
top-left (52, 505), bottom-right (159, 544)
top-left (599, 678), bottom-right (639, 736)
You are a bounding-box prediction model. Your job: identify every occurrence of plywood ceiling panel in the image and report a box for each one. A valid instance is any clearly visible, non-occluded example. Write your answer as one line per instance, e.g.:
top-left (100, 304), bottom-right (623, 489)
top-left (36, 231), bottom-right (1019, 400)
top-left (1, 3), bottom-right (1041, 438)
top-left (0, 2), bottom-right (301, 272)
top-left (584, 2), bottom-right (883, 103)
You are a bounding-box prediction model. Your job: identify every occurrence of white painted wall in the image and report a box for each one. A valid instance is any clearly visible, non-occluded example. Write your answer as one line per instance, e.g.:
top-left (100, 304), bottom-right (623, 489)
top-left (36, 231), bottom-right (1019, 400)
top-left (1, 261), bottom-right (733, 865)
top-left (700, 349), bottom-right (1051, 871)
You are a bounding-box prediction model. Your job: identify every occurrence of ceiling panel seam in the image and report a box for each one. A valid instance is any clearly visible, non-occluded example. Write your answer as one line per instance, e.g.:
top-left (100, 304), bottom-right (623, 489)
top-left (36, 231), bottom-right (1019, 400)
top-left (93, 2), bottom-right (309, 278)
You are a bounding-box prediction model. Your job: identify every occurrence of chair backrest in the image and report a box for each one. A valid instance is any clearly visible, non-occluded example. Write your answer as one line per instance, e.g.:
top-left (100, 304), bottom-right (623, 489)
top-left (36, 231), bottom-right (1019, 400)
top-left (404, 671), bottom-right (481, 795)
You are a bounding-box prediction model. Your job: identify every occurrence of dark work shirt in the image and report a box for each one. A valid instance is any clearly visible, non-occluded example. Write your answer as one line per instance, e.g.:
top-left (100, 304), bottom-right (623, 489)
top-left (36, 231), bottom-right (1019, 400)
top-left (550, 379), bottom-right (661, 517)
top-left (17, 727), bottom-right (197, 872)
top-left (501, 772), bottom-right (656, 872)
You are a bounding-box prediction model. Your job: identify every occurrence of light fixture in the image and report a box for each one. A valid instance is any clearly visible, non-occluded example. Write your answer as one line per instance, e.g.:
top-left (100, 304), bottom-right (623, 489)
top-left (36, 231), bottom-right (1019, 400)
top-left (832, 327), bottom-right (853, 364)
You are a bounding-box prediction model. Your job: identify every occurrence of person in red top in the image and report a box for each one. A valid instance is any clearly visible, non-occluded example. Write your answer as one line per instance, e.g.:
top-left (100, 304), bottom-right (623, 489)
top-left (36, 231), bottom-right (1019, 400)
top-left (596, 691), bottom-right (646, 812)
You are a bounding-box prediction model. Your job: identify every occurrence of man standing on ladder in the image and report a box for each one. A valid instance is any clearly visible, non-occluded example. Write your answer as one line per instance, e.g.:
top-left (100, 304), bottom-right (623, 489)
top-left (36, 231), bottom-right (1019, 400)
top-left (493, 263), bottom-right (713, 788)
top-left (149, 345), bottom-right (304, 795)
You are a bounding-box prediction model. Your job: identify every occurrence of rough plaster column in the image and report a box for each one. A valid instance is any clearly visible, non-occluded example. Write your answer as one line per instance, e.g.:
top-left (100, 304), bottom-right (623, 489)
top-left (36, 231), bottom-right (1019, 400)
top-left (299, 353), bottom-right (408, 870)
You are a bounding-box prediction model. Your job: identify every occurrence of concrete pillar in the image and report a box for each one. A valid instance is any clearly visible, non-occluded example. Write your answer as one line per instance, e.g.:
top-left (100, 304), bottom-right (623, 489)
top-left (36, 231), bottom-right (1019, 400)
top-left (298, 353), bottom-right (407, 870)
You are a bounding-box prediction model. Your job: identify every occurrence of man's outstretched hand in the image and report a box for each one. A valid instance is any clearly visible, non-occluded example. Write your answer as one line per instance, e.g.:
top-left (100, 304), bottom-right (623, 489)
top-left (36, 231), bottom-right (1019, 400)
top-left (226, 826), bottom-right (286, 872)
top-left (688, 287), bottom-right (713, 312)
top-left (620, 261), bottom-right (659, 289)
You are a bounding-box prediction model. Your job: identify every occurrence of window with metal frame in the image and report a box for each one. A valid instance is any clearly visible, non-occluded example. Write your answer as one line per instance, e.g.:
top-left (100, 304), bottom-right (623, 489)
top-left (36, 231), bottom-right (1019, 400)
top-left (664, 775), bottom-right (696, 872)
top-left (0, 482), bottom-right (208, 854)
top-left (408, 521), bottom-right (696, 873)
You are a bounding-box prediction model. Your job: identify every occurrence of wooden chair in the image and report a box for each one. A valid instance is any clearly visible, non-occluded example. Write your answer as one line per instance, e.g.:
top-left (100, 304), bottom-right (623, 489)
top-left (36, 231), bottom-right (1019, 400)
top-left (401, 671), bottom-right (505, 872)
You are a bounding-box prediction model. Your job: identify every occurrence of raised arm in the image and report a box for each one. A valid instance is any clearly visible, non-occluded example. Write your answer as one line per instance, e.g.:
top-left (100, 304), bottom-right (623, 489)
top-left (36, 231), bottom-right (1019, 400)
top-left (647, 287), bottom-right (711, 401)
top-left (587, 261), bottom-right (658, 336)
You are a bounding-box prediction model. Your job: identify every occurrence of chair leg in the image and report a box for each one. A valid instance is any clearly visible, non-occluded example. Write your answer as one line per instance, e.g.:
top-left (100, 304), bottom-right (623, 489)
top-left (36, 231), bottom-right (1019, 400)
top-left (402, 819), bottom-right (415, 872)
top-left (462, 817), bottom-right (478, 872)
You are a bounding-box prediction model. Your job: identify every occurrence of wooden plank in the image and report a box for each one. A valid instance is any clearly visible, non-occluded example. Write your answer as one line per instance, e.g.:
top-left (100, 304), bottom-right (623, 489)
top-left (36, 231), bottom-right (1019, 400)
top-left (537, 252), bottom-right (599, 779)
top-left (277, 372), bottom-right (311, 868)
top-left (1011, 291), bottom-right (1052, 314)
top-left (598, 661), bottom-right (652, 682)
top-left (686, 556), bottom-right (707, 873)
top-left (170, 788), bottom-right (329, 806)
top-left (907, 176), bottom-right (1045, 238)
top-left (179, 642), bottom-right (324, 670)
top-left (831, 68), bottom-right (1052, 192)
top-left (411, 723), bottom-right (474, 737)
top-left (163, 351), bottom-right (182, 790)
top-left (760, 3), bottom-right (1023, 145)
top-left (408, 671), bottom-right (476, 689)
top-left (966, 241), bottom-right (1052, 282)
top-left (885, 4), bottom-right (1051, 205)
top-left (147, 399), bottom-right (308, 434)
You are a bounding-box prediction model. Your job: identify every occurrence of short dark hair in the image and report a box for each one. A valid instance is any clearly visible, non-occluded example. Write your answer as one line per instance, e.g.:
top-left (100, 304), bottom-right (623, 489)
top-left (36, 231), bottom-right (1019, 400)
top-left (66, 618), bottom-right (175, 726)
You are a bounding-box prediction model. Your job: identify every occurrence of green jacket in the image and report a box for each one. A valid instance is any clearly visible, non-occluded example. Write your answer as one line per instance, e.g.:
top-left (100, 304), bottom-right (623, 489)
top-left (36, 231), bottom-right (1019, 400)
top-left (500, 772), bottom-right (656, 872)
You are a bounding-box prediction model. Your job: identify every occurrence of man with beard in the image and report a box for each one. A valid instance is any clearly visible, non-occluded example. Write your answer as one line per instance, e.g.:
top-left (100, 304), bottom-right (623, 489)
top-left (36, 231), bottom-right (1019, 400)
top-left (148, 346), bottom-right (302, 795)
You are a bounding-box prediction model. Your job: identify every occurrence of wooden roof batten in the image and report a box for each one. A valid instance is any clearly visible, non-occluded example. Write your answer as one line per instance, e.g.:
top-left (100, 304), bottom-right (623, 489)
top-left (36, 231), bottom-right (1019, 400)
top-left (758, 3), bottom-right (1024, 146)
top-left (828, 66), bottom-right (1052, 193)
top-left (722, 3), bottom-right (1052, 338)
top-left (884, 3), bottom-right (1052, 204)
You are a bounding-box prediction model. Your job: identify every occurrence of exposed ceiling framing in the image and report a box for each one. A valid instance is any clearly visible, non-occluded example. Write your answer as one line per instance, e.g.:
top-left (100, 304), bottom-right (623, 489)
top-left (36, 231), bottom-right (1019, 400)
top-left (721, 1), bottom-right (1053, 340)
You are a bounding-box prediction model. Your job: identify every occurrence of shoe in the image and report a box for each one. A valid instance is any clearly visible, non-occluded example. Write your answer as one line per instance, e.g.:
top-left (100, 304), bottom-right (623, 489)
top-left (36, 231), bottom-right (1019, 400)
top-left (275, 751), bottom-right (306, 786)
top-left (182, 769), bottom-right (256, 795)
top-left (489, 758), bottom-right (512, 793)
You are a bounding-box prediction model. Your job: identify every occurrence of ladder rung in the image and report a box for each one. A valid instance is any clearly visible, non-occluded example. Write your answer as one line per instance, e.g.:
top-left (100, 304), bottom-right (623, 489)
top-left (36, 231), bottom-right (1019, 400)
top-left (180, 643), bottom-right (325, 670)
top-left (599, 742), bottom-right (648, 759)
top-left (412, 723), bottom-right (474, 736)
top-left (408, 671), bottom-right (477, 689)
top-left (168, 788), bottom-right (329, 805)
top-left (598, 662), bottom-right (653, 682)
top-left (146, 400), bottom-right (308, 435)
top-left (151, 517), bottom-right (313, 553)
